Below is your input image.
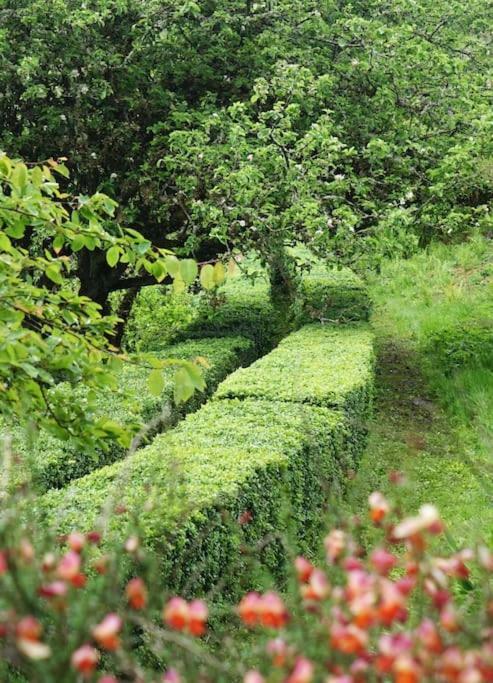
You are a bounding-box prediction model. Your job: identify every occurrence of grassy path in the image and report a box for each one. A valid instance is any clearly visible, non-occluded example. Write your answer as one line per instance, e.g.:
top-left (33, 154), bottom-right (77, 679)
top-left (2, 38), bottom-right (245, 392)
top-left (346, 339), bottom-right (493, 550)
top-left (346, 238), bottom-right (493, 549)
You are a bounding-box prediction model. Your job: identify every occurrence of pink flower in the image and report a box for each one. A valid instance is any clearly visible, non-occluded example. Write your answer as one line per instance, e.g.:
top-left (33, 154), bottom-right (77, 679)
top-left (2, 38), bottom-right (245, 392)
top-left (325, 529), bottom-right (346, 563)
top-left (244, 672), bottom-right (264, 683)
top-left (286, 657), bottom-right (314, 683)
top-left (370, 548), bottom-right (397, 575)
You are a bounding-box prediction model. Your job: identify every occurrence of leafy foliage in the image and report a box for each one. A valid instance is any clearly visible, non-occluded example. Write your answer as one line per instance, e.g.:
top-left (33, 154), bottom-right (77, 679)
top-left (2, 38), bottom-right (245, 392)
top-left (0, 154), bottom-right (206, 448)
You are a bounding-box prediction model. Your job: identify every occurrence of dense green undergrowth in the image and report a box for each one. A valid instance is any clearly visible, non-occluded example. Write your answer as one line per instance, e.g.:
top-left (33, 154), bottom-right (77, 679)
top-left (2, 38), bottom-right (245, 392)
top-left (348, 235), bottom-right (493, 547)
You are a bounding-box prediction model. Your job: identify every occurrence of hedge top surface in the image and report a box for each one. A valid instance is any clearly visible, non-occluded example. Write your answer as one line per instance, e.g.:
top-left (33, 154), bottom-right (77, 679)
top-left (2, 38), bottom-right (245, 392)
top-left (39, 398), bottom-right (346, 538)
top-left (214, 323), bottom-right (374, 409)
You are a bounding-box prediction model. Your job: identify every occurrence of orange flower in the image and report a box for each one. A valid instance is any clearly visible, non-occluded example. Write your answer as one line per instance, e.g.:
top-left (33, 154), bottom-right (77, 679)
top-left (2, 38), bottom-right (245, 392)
top-left (393, 655), bottom-right (420, 683)
top-left (258, 592), bottom-right (289, 628)
top-left (368, 492), bottom-right (390, 524)
top-left (238, 592), bottom-right (262, 626)
top-left (71, 644), bottom-right (100, 677)
top-left (92, 613), bottom-right (122, 651)
top-left (294, 556), bottom-right (314, 582)
top-left (301, 569), bottom-right (330, 603)
top-left (67, 532), bottom-right (85, 553)
top-left (163, 598), bottom-right (208, 636)
top-left (188, 600), bottom-right (208, 636)
top-left (57, 551), bottom-right (85, 587)
top-left (16, 616), bottom-right (42, 642)
top-left (370, 548), bottom-right (397, 576)
top-left (125, 578), bottom-right (148, 610)
top-left (163, 597), bottom-right (189, 631)
top-left (238, 592), bottom-right (288, 629)
top-left (325, 530), bottom-right (346, 563)
top-left (393, 505), bottom-right (443, 540)
top-left (330, 623), bottom-right (368, 655)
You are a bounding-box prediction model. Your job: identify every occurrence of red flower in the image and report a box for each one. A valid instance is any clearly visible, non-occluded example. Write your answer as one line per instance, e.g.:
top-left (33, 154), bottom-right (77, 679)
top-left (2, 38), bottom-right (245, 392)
top-left (38, 581), bottom-right (67, 599)
top-left (0, 550), bottom-right (7, 575)
top-left (71, 644), bottom-right (100, 677)
top-left (92, 613), bottom-right (122, 651)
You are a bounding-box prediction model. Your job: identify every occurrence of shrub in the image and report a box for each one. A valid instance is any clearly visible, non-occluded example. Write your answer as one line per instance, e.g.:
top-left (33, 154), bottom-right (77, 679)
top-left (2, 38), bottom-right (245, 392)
top-left (38, 398), bottom-right (352, 596)
top-left (6, 336), bottom-right (255, 492)
top-left (178, 276), bottom-right (286, 354)
top-left (420, 320), bottom-right (493, 374)
top-left (3, 491), bottom-right (493, 682)
top-left (214, 324), bottom-right (374, 428)
top-left (292, 265), bottom-right (371, 325)
top-left (122, 288), bottom-right (199, 352)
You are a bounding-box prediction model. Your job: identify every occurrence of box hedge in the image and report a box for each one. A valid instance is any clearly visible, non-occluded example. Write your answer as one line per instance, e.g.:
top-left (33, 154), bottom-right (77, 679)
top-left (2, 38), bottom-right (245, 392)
top-left (177, 276), bottom-right (286, 354)
top-left (7, 336), bottom-right (255, 492)
top-left (39, 399), bottom-right (352, 596)
top-left (214, 324), bottom-right (374, 430)
top-left (292, 265), bottom-right (371, 325)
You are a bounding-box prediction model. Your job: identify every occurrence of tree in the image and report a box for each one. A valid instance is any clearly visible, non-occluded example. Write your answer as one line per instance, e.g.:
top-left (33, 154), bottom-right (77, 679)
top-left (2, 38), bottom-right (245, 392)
top-left (0, 153), bottom-right (208, 448)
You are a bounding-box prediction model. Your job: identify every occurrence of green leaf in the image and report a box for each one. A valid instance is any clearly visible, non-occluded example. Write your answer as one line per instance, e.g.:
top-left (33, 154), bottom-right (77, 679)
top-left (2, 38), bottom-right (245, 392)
top-left (213, 261), bottom-right (226, 285)
top-left (0, 232), bottom-right (12, 251)
top-left (172, 275), bottom-right (186, 294)
top-left (174, 367), bottom-right (195, 404)
top-left (148, 368), bottom-right (165, 396)
top-left (165, 255), bottom-right (180, 277)
top-left (11, 163), bottom-right (28, 194)
top-left (200, 263), bottom-right (215, 290)
top-left (180, 259), bottom-right (198, 284)
top-left (45, 264), bottom-right (63, 285)
top-left (185, 362), bottom-right (206, 391)
top-left (106, 246), bottom-right (120, 267)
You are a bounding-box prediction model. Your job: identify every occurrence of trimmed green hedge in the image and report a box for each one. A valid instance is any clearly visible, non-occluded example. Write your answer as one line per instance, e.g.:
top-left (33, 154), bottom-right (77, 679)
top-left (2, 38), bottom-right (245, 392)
top-left (292, 265), bottom-right (371, 325)
top-left (8, 336), bottom-right (255, 492)
top-left (39, 399), bottom-right (352, 596)
top-left (215, 324), bottom-right (374, 425)
top-left (178, 276), bottom-right (286, 354)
